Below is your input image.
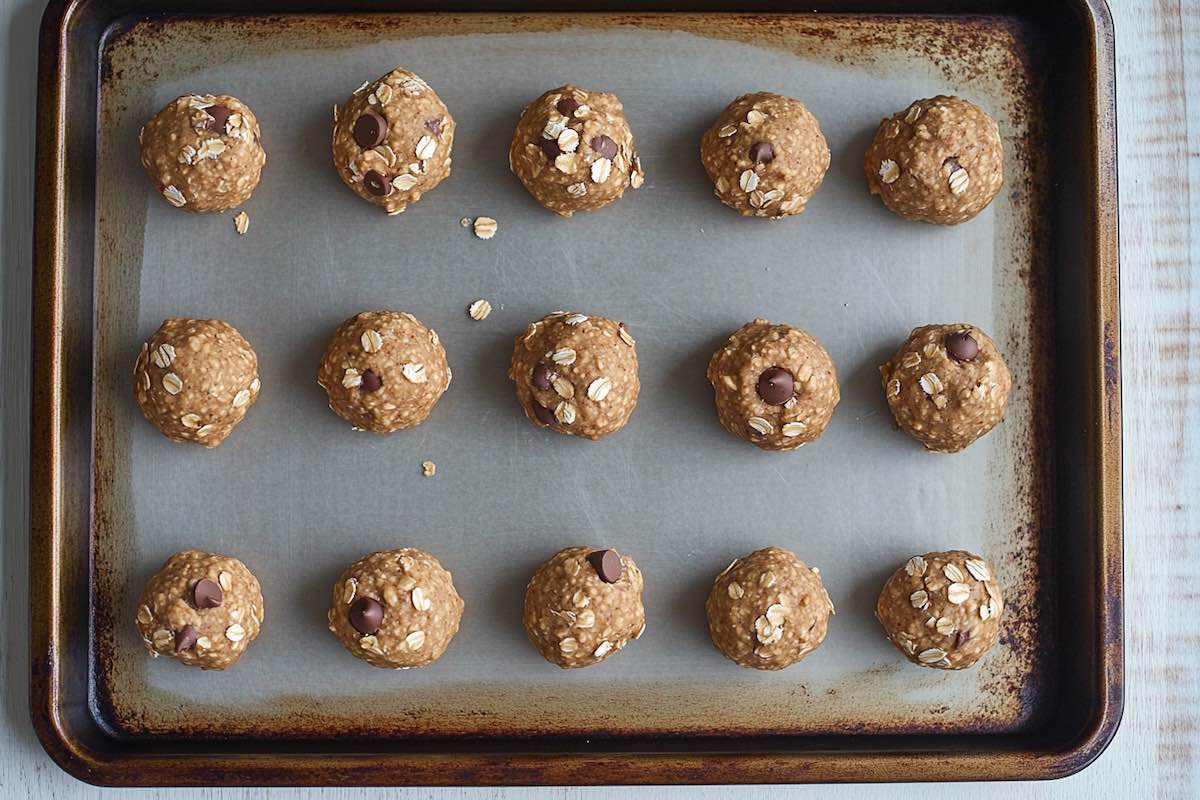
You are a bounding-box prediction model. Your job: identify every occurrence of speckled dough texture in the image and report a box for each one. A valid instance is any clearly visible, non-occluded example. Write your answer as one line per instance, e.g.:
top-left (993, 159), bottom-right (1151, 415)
top-left (879, 323), bottom-right (1012, 453)
top-left (316, 310), bottom-right (451, 434)
top-left (135, 550), bottom-right (264, 670)
top-left (138, 93), bottom-right (265, 213)
top-left (331, 68), bottom-right (455, 215)
top-left (509, 312), bottom-right (639, 440)
top-left (864, 95), bottom-right (1003, 225)
top-left (328, 548), bottom-right (465, 669)
top-left (522, 546), bottom-right (646, 669)
top-left (706, 319), bottom-right (840, 451)
top-left (508, 85), bottom-right (645, 216)
top-left (133, 318), bottom-right (261, 448)
top-left (876, 550), bottom-right (1004, 670)
top-left (699, 92), bottom-right (830, 218)
top-left (705, 547), bottom-right (834, 670)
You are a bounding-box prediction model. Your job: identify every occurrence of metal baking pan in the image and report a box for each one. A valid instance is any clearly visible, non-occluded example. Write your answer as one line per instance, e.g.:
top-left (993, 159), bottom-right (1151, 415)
top-left (31, 0), bottom-right (1121, 786)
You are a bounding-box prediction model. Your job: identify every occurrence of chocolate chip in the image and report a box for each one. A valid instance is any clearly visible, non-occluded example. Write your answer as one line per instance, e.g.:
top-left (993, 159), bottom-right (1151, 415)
top-left (556, 97), bottom-right (580, 117)
top-left (363, 170), bottom-right (390, 196)
top-left (587, 549), bottom-right (623, 583)
top-left (531, 363), bottom-right (553, 390)
top-left (532, 403), bottom-right (556, 425)
top-left (175, 624), bottom-right (199, 653)
top-left (537, 138), bottom-right (561, 160)
top-left (945, 331), bottom-right (979, 362)
top-left (424, 118), bottom-right (442, 136)
top-left (361, 369), bottom-right (383, 392)
top-left (205, 105), bottom-right (233, 134)
top-left (353, 113), bottom-right (388, 148)
top-left (756, 367), bottom-right (794, 405)
top-left (954, 629), bottom-right (972, 649)
top-left (348, 596), bottom-right (384, 635)
top-left (749, 141), bottom-right (775, 164)
top-left (193, 578), bottom-right (223, 609)
top-left (591, 135), bottom-right (618, 160)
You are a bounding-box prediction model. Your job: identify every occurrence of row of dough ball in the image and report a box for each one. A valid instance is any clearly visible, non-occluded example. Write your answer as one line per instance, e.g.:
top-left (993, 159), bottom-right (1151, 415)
top-left (133, 313), bottom-right (1013, 454)
top-left (137, 546), bottom-right (1004, 672)
top-left (138, 68), bottom-right (1003, 224)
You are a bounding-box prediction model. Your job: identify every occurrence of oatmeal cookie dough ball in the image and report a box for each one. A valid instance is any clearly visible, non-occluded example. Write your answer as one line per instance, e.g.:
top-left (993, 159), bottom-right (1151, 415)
top-left (509, 312), bottom-right (639, 440)
top-left (879, 323), bottom-right (1012, 453)
top-left (876, 550), bottom-right (1004, 670)
top-left (508, 85), bottom-right (645, 216)
top-left (864, 96), bottom-right (1003, 224)
top-left (331, 68), bottom-right (455, 215)
top-left (135, 550), bottom-right (264, 670)
top-left (316, 310), bottom-right (451, 434)
top-left (133, 318), bottom-right (261, 448)
top-left (138, 93), bottom-right (265, 213)
top-left (705, 547), bottom-right (834, 670)
top-left (699, 92), bottom-right (830, 218)
top-left (523, 547), bottom-right (645, 669)
top-left (706, 319), bottom-right (839, 451)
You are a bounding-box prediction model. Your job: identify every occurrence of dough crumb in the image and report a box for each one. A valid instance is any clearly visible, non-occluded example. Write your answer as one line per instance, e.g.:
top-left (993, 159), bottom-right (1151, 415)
top-left (468, 299), bottom-right (492, 321)
top-left (472, 216), bottom-right (498, 240)
top-left (421, 460), bottom-right (436, 477)
top-left (233, 211), bottom-right (249, 235)
top-left (459, 216), bottom-right (471, 228)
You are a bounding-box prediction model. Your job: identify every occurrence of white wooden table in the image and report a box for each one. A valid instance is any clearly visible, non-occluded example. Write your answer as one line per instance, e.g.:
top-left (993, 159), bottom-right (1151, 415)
top-left (2, 0), bottom-right (1195, 796)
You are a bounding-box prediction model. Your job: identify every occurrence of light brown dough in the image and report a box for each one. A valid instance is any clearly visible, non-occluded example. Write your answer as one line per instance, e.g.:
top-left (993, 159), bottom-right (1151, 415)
top-left (331, 68), bottom-right (455, 215)
top-left (327, 548), bottom-right (464, 669)
top-left (138, 93), bottom-right (265, 213)
top-left (864, 95), bottom-right (1003, 224)
top-left (522, 546), bottom-right (645, 669)
top-left (509, 312), bottom-right (639, 440)
top-left (316, 310), bottom-right (450, 434)
top-left (699, 92), bottom-right (830, 218)
top-left (133, 318), bottom-right (261, 448)
top-left (705, 546), bottom-right (834, 670)
top-left (879, 323), bottom-right (1012, 453)
top-left (135, 550), bottom-right (264, 670)
top-left (706, 319), bottom-right (839, 451)
top-left (508, 85), bottom-right (645, 216)
top-left (875, 550), bottom-right (1004, 670)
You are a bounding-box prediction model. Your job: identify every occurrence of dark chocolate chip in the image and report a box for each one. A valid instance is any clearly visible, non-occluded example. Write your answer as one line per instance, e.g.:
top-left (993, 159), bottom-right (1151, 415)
top-left (353, 113), bottom-right (388, 148)
top-left (361, 369), bottom-right (383, 392)
top-left (205, 105), bottom-right (233, 134)
top-left (756, 367), bottom-right (794, 405)
top-left (532, 403), bottom-right (556, 425)
top-left (945, 331), bottom-right (979, 362)
top-left (348, 596), bottom-right (384, 635)
top-left (556, 97), bottom-right (580, 117)
top-left (175, 624), bottom-right (199, 653)
top-left (591, 134), bottom-right (618, 160)
top-left (538, 138), bottom-right (561, 160)
top-left (193, 578), bottom-right (224, 609)
top-left (363, 170), bottom-right (390, 196)
top-left (531, 363), bottom-right (553, 390)
top-left (954, 629), bottom-right (972, 649)
top-left (587, 549), bottom-right (623, 583)
top-left (424, 118), bottom-right (442, 136)
top-left (749, 141), bottom-right (775, 164)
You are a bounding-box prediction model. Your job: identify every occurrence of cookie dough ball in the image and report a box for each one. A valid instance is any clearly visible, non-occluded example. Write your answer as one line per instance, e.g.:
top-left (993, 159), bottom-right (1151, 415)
top-left (699, 92), bottom-right (830, 218)
top-left (327, 549), bottom-right (464, 669)
top-left (316, 310), bottom-right (451, 433)
top-left (523, 547), bottom-right (645, 669)
top-left (133, 318), bottom-right (261, 448)
top-left (135, 550), bottom-right (264, 670)
top-left (864, 96), bottom-right (1003, 224)
top-left (331, 68), bottom-right (455, 215)
top-left (509, 312), bottom-right (639, 440)
top-left (508, 85), bottom-right (645, 217)
top-left (705, 547), bottom-right (833, 670)
top-left (876, 550), bottom-right (1004, 670)
top-left (138, 93), bottom-right (265, 213)
top-left (879, 323), bottom-right (1012, 453)
top-left (706, 319), bottom-right (839, 451)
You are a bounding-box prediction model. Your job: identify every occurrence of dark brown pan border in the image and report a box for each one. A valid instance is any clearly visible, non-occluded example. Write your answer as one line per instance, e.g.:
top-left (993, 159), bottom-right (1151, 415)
top-left (31, 0), bottom-right (1121, 785)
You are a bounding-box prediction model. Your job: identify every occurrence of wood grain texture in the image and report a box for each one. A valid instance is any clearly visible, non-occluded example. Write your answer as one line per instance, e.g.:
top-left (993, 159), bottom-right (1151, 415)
top-left (0, 0), bottom-right (1195, 796)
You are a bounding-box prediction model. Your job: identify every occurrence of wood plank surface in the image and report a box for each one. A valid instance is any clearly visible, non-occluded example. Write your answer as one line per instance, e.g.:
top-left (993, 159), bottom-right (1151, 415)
top-left (1, 0), bottom-right (1195, 796)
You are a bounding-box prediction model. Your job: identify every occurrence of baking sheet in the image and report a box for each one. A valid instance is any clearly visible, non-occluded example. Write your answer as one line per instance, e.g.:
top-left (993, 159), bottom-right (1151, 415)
top-left (92, 14), bottom-right (1050, 738)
